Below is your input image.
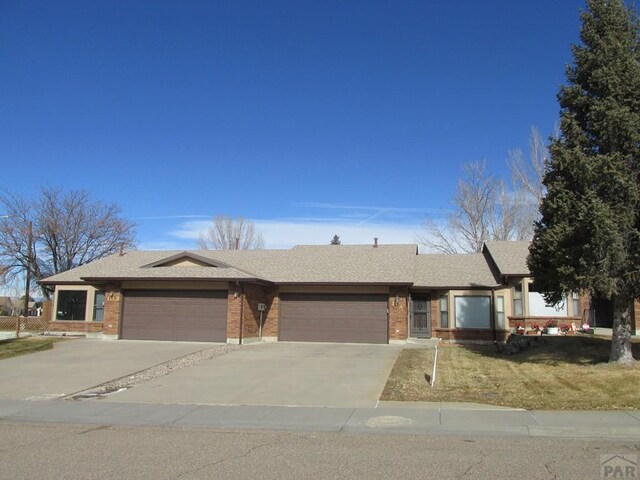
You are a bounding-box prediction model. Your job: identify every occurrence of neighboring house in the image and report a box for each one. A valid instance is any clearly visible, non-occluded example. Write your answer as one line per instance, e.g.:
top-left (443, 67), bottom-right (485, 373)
top-left (482, 241), bottom-right (589, 330)
top-left (40, 241), bottom-right (637, 344)
top-left (0, 297), bottom-right (40, 317)
top-left (0, 296), bottom-right (16, 316)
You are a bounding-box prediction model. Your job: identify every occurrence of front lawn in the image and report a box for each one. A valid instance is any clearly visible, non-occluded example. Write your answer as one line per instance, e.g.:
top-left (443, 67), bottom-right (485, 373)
top-left (381, 336), bottom-right (640, 410)
top-left (0, 337), bottom-right (63, 360)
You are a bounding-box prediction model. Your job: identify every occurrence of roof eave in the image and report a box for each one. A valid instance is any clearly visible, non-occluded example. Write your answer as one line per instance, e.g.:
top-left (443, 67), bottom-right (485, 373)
top-left (275, 281), bottom-right (414, 286)
top-left (79, 276), bottom-right (263, 283)
top-left (411, 284), bottom-right (502, 290)
top-left (40, 279), bottom-right (83, 285)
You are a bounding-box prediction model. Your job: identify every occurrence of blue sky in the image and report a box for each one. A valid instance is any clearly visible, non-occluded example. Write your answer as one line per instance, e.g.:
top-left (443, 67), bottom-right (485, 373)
top-left (0, 0), bottom-right (586, 249)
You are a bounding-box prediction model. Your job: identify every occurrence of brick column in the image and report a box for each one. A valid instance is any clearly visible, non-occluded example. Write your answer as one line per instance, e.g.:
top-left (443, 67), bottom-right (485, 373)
top-left (261, 287), bottom-right (279, 341)
top-left (102, 284), bottom-right (122, 337)
top-left (388, 287), bottom-right (409, 342)
top-left (226, 283), bottom-right (242, 343)
top-left (242, 284), bottom-right (262, 340)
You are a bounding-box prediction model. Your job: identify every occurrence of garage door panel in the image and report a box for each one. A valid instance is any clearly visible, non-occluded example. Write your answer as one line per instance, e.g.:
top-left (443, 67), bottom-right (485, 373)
top-left (122, 290), bottom-right (227, 342)
top-left (279, 293), bottom-right (388, 344)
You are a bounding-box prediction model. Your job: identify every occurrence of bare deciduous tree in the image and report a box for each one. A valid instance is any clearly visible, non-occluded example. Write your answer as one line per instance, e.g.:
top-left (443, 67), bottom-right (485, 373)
top-left (419, 128), bottom-right (548, 254)
top-left (0, 188), bottom-right (137, 298)
top-left (419, 160), bottom-right (533, 253)
top-left (198, 215), bottom-right (264, 250)
top-left (507, 126), bottom-right (547, 205)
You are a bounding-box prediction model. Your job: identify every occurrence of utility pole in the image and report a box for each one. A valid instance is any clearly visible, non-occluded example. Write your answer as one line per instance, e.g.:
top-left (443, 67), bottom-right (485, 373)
top-left (18, 221), bottom-right (33, 338)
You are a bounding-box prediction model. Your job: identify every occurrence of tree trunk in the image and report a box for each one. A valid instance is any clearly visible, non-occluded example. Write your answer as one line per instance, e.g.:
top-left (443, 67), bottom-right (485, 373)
top-left (610, 295), bottom-right (635, 364)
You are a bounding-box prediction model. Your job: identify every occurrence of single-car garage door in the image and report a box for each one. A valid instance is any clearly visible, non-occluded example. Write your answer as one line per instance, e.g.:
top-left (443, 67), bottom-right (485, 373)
top-left (121, 290), bottom-right (227, 342)
top-left (279, 293), bottom-right (388, 344)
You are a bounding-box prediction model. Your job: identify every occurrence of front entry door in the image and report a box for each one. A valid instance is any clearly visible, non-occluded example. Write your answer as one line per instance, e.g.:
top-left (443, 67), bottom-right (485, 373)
top-left (411, 299), bottom-right (431, 338)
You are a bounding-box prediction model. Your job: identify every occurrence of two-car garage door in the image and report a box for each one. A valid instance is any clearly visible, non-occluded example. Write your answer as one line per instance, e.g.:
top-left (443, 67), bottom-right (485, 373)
top-left (121, 290), bottom-right (227, 342)
top-left (121, 290), bottom-right (388, 344)
top-left (279, 293), bottom-right (388, 344)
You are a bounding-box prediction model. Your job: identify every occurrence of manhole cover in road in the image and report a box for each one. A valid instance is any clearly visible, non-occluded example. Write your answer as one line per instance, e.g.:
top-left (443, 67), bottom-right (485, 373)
top-left (365, 416), bottom-right (413, 428)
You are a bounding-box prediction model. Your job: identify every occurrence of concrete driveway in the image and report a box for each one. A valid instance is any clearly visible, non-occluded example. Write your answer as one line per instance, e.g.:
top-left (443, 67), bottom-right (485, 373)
top-left (107, 343), bottom-right (402, 408)
top-left (0, 338), bottom-right (212, 401)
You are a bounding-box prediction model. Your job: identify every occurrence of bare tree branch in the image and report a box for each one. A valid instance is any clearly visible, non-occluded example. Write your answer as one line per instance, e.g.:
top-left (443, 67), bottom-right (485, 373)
top-left (507, 126), bottom-right (547, 205)
top-left (419, 158), bottom-right (538, 253)
top-left (198, 215), bottom-right (264, 250)
top-left (0, 188), bottom-right (136, 298)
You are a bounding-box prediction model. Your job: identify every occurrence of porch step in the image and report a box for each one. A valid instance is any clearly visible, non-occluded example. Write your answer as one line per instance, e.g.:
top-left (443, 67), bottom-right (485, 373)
top-left (406, 338), bottom-right (440, 347)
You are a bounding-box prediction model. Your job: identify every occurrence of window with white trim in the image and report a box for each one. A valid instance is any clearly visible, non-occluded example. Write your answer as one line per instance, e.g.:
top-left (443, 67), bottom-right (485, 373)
top-left (455, 296), bottom-right (490, 329)
top-left (440, 295), bottom-right (449, 328)
top-left (496, 295), bottom-right (505, 329)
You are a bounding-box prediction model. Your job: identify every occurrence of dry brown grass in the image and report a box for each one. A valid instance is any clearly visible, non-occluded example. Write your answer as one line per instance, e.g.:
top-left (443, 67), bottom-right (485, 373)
top-left (381, 336), bottom-right (640, 410)
top-left (0, 336), bottom-right (63, 361)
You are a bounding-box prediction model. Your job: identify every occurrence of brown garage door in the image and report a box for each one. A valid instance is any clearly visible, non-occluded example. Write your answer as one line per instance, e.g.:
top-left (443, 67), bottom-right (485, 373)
top-left (121, 290), bottom-right (227, 342)
top-left (279, 293), bottom-right (388, 344)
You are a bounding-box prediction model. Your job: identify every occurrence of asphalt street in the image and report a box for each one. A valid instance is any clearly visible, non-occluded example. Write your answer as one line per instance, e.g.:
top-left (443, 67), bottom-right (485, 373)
top-left (2, 422), bottom-right (636, 480)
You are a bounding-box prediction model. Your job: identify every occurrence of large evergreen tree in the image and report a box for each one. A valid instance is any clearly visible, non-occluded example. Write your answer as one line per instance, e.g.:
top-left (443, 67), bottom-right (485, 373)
top-left (528, 0), bottom-right (640, 363)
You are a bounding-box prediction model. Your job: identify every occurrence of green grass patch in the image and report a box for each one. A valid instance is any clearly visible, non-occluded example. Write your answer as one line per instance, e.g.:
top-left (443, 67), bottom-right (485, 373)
top-left (0, 337), bottom-right (63, 361)
top-left (381, 336), bottom-right (640, 410)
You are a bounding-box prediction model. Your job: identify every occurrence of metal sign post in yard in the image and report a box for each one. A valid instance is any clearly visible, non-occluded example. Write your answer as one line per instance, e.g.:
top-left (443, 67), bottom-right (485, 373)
top-left (257, 303), bottom-right (266, 340)
top-left (430, 339), bottom-right (440, 388)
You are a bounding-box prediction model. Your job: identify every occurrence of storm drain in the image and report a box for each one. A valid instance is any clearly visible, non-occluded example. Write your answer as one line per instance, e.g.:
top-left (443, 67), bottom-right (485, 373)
top-left (71, 387), bottom-right (130, 400)
top-left (365, 416), bottom-right (413, 428)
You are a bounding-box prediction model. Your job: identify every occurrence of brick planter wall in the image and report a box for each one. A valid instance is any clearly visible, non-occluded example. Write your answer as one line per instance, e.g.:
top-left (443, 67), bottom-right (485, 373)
top-left (48, 321), bottom-right (104, 333)
top-left (508, 316), bottom-right (582, 330)
top-left (435, 328), bottom-right (509, 342)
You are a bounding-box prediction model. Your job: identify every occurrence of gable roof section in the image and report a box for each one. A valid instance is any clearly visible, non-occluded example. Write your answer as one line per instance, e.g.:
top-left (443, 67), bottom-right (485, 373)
top-left (413, 253), bottom-right (500, 288)
top-left (483, 241), bottom-right (531, 277)
top-left (41, 244), bottom-right (418, 285)
top-left (141, 251), bottom-right (232, 268)
top-left (41, 251), bottom-right (259, 284)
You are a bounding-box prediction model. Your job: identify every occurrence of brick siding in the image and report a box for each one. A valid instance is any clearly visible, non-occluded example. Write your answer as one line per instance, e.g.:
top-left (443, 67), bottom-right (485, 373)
top-left (102, 284), bottom-right (122, 336)
top-left (227, 283), bottom-right (242, 341)
top-left (436, 328), bottom-right (508, 342)
top-left (262, 287), bottom-right (279, 338)
top-left (388, 287), bottom-right (408, 341)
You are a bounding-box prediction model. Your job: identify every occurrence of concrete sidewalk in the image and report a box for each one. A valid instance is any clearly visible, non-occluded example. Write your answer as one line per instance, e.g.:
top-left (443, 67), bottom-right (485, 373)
top-left (1, 399), bottom-right (639, 440)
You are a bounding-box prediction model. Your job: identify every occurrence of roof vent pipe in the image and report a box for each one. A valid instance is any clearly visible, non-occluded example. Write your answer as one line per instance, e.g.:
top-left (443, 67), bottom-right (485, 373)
top-left (373, 237), bottom-right (378, 248)
top-left (119, 244), bottom-right (125, 256)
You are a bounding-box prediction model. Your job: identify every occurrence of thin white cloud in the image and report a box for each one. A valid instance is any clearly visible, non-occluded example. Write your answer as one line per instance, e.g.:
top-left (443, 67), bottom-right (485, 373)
top-left (295, 202), bottom-right (424, 213)
top-left (171, 219), bottom-right (422, 250)
top-left (136, 214), bottom-right (211, 221)
top-left (293, 202), bottom-right (443, 227)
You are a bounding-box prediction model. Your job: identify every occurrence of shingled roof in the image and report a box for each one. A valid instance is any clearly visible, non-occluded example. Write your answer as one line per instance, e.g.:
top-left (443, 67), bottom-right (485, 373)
top-left (43, 241), bottom-right (532, 287)
top-left (413, 253), bottom-right (500, 288)
top-left (42, 244), bottom-right (418, 285)
top-left (483, 241), bottom-right (531, 277)
top-left (41, 251), bottom-right (259, 283)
